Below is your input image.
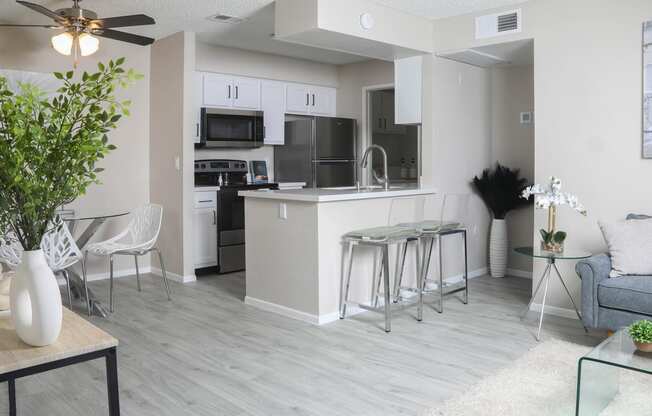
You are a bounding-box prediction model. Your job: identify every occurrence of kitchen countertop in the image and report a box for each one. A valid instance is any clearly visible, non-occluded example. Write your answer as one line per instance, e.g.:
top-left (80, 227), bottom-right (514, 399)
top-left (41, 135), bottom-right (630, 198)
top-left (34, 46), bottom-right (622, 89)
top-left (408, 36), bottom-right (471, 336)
top-left (239, 186), bottom-right (436, 202)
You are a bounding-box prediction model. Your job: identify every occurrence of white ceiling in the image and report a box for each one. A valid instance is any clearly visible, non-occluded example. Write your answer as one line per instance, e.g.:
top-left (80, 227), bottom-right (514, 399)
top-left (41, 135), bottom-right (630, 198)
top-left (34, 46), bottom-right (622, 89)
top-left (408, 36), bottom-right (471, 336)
top-left (0, 0), bottom-right (529, 64)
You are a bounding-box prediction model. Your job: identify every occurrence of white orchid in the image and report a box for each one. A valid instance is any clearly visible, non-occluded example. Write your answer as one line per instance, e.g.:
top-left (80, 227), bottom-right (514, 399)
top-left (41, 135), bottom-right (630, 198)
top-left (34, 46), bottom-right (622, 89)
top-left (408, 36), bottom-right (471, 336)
top-left (521, 176), bottom-right (587, 216)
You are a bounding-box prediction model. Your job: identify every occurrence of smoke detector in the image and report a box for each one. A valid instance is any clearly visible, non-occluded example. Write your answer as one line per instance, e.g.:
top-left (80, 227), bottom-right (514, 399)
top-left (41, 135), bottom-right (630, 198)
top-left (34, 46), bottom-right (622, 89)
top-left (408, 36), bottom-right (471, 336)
top-left (207, 13), bottom-right (247, 24)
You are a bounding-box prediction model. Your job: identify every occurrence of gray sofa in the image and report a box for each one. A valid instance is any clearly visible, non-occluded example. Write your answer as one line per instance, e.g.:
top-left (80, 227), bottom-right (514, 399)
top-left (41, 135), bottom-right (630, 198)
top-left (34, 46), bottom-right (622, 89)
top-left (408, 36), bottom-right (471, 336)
top-left (575, 213), bottom-right (652, 330)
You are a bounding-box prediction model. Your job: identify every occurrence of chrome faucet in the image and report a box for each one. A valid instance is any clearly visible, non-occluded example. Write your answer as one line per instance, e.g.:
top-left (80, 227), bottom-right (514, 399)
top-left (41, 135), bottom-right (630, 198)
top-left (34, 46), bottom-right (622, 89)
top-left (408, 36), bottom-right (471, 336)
top-left (361, 144), bottom-right (389, 191)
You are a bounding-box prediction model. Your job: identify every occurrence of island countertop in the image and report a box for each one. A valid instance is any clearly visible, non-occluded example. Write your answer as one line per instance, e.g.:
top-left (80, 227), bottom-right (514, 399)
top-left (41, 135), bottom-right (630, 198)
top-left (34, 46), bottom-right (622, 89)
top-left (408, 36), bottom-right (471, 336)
top-left (238, 186), bottom-right (437, 202)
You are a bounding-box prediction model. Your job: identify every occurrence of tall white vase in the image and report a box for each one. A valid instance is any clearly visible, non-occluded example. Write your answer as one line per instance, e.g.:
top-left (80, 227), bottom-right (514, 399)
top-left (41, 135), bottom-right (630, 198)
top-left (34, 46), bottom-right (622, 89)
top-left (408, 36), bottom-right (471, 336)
top-left (489, 219), bottom-right (508, 278)
top-left (10, 250), bottom-right (62, 346)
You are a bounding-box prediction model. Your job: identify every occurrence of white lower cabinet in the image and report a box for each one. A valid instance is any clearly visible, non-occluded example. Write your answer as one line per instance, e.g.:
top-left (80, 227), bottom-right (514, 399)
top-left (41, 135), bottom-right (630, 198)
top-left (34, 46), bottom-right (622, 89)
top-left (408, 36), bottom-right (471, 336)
top-left (194, 191), bottom-right (217, 268)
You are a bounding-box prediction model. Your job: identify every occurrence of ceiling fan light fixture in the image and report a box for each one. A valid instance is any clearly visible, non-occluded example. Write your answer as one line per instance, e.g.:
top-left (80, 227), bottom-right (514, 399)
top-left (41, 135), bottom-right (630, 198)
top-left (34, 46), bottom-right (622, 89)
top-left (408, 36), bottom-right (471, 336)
top-left (78, 32), bottom-right (99, 56)
top-left (51, 31), bottom-right (74, 55)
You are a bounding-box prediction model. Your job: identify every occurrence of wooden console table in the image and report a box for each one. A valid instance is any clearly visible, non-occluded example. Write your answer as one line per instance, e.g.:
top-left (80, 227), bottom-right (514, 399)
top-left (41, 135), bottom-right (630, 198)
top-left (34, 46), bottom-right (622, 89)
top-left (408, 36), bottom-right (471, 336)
top-left (0, 309), bottom-right (120, 415)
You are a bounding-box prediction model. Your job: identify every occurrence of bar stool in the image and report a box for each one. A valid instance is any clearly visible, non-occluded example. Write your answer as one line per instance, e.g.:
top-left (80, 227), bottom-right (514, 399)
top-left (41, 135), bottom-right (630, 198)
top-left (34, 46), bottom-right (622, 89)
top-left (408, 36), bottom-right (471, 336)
top-left (339, 197), bottom-right (424, 332)
top-left (396, 193), bottom-right (470, 314)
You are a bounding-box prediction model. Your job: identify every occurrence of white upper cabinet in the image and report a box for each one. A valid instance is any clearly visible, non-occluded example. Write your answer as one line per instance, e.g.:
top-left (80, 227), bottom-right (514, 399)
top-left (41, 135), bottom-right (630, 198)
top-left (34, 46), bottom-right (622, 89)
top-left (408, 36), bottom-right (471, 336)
top-left (231, 76), bottom-right (261, 109)
top-left (394, 56), bottom-right (423, 125)
top-left (310, 86), bottom-right (336, 116)
top-left (201, 73), bottom-right (261, 110)
top-left (261, 80), bottom-right (286, 145)
top-left (285, 83), bottom-right (336, 116)
top-left (286, 84), bottom-right (311, 114)
top-left (192, 72), bottom-right (202, 143)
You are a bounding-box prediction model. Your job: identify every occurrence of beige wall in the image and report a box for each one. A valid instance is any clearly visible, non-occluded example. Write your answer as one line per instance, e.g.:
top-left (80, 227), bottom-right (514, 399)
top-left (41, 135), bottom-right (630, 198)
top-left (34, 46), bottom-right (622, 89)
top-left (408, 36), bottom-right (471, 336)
top-left (196, 42), bottom-right (339, 87)
top-left (336, 59), bottom-right (394, 160)
top-left (432, 0), bottom-right (652, 310)
top-left (490, 65), bottom-right (534, 274)
top-left (0, 28), bottom-right (151, 278)
top-left (149, 32), bottom-right (194, 280)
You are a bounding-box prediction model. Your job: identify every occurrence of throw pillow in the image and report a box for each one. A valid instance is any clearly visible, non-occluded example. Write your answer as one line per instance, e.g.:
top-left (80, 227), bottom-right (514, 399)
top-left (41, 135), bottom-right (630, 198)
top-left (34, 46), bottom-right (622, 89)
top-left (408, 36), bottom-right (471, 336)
top-left (627, 213), bottom-right (652, 220)
top-left (599, 218), bottom-right (652, 277)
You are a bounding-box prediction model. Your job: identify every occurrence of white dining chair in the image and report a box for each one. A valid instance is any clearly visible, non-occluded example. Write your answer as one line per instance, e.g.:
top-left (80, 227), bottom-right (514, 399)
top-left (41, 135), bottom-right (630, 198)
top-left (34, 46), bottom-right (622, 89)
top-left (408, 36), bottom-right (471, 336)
top-left (41, 221), bottom-right (84, 309)
top-left (0, 233), bottom-right (22, 270)
top-left (83, 204), bottom-right (170, 314)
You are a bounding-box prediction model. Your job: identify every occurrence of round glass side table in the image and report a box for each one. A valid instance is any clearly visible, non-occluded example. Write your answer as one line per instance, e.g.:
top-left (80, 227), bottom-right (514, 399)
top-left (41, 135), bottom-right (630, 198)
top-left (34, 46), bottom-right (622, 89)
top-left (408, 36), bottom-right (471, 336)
top-left (514, 246), bottom-right (591, 341)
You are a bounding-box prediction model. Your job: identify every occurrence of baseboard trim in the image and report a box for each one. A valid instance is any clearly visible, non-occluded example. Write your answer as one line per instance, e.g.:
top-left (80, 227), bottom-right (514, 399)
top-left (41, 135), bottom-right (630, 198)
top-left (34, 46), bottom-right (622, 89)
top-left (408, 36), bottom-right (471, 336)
top-left (530, 303), bottom-right (579, 320)
top-left (507, 268), bottom-right (533, 279)
top-left (84, 267), bottom-right (152, 282)
top-left (245, 296), bottom-right (321, 325)
top-left (246, 267), bottom-right (488, 326)
top-left (151, 267), bottom-right (197, 283)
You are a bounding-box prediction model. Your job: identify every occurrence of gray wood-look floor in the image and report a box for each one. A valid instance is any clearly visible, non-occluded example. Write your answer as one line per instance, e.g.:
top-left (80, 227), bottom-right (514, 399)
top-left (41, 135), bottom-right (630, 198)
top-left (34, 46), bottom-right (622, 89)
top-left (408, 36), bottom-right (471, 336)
top-left (1, 272), bottom-right (605, 416)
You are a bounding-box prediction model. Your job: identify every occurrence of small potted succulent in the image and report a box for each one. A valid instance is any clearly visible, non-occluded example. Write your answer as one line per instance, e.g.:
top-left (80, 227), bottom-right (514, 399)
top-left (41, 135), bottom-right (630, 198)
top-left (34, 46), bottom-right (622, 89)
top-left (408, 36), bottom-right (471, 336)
top-left (628, 320), bottom-right (652, 352)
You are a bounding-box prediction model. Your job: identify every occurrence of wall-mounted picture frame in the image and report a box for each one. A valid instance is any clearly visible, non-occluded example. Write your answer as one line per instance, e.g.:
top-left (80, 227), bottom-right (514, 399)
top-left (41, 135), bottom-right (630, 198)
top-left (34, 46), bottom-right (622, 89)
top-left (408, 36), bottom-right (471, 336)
top-left (644, 21), bottom-right (652, 158)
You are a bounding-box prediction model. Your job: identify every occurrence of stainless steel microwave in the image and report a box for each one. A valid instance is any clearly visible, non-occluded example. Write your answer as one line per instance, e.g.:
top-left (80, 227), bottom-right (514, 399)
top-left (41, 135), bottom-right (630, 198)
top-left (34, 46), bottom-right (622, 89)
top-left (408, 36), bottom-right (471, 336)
top-left (196, 108), bottom-right (264, 149)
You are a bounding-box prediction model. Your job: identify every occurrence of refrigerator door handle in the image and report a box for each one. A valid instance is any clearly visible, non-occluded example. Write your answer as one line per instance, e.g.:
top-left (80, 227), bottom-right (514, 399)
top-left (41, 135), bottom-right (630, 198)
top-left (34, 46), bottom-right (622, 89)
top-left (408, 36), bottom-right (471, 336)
top-left (312, 159), bottom-right (357, 163)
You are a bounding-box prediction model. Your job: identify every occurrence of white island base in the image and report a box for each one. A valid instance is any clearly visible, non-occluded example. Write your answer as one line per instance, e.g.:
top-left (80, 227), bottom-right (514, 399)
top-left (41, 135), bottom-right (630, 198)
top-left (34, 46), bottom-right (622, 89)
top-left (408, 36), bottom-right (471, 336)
top-left (240, 187), bottom-right (436, 324)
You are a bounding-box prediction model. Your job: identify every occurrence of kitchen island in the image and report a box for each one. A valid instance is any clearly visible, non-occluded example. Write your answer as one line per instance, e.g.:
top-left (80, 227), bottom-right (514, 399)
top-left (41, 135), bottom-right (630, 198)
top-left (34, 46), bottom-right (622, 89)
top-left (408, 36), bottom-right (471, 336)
top-left (239, 186), bottom-right (436, 324)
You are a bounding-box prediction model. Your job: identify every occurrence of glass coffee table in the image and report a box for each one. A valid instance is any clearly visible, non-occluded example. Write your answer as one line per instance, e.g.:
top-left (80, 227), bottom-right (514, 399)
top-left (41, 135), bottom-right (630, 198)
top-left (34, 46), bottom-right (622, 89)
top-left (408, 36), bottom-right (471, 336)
top-left (576, 329), bottom-right (652, 415)
top-left (514, 247), bottom-right (591, 341)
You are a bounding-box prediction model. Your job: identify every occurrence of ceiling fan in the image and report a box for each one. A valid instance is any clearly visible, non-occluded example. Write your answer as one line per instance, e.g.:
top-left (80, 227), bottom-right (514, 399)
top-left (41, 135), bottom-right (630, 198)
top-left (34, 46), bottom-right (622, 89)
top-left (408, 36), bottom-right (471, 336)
top-left (0, 0), bottom-right (155, 61)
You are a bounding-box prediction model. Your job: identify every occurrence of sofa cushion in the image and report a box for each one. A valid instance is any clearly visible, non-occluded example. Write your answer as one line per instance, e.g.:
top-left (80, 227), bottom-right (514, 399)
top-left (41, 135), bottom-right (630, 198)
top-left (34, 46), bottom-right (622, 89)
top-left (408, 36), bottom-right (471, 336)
top-left (627, 213), bottom-right (652, 220)
top-left (598, 275), bottom-right (652, 316)
top-left (599, 218), bottom-right (652, 277)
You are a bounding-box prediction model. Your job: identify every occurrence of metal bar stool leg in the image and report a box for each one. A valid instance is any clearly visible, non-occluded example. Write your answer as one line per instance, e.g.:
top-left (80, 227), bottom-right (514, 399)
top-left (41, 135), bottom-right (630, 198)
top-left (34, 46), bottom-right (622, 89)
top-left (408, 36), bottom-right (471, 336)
top-left (134, 255), bottom-right (141, 292)
top-left (416, 240), bottom-right (424, 322)
top-left (339, 241), bottom-right (355, 319)
top-left (437, 234), bottom-right (444, 313)
top-left (62, 270), bottom-right (73, 308)
top-left (382, 244), bottom-right (391, 333)
top-left (393, 242), bottom-right (408, 303)
top-left (373, 247), bottom-right (383, 307)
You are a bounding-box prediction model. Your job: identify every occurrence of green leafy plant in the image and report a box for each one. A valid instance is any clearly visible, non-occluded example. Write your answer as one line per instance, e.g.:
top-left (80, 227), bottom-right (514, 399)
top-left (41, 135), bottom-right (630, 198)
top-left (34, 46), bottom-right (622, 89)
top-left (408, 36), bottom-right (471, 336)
top-left (0, 58), bottom-right (142, 250)
top-left (539, 229), bottom-right (567, 246)
top-left (471, 163), bottom-right (532, 219)
top-left (629, 320), bottom-right (652, 344)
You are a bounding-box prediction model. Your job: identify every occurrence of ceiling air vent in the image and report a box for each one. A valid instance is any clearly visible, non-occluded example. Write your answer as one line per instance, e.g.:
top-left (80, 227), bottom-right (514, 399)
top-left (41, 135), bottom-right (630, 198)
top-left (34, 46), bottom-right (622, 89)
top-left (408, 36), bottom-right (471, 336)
top-left (475, 9), bottom-right (521, 39)
top-left (207, 13), bottom-right (247, 24)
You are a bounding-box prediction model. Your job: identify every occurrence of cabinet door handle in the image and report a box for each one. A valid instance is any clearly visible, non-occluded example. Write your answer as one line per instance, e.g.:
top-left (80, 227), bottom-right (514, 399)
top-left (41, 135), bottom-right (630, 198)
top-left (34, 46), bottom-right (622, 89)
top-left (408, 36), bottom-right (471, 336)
top-left (228, 85), bottom-right (231, 99)
top-left (213, 210), bottom-right (217, 225)
top-left (263, 125), bottom-right (266, 138)
top-left (196, 123), bottom-right (199, 137)
top-left (199, 200), bottom-right (212, 203)
top-left (312, 94), bottom-right (315, 106)
top-left (378, 118), bottom-right (382, 128)
top-left (384, 118), bottom-right (387, 129)
top-left (235, 85), bottom-right (239, 99)
top-left (306, 93), bottom-right (310, 106)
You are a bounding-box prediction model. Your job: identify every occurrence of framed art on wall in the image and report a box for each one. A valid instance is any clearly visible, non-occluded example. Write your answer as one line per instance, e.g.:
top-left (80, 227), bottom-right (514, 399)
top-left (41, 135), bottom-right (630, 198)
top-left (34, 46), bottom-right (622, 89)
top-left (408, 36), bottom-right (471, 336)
top-left (644, 21), bottom-right (652, 158)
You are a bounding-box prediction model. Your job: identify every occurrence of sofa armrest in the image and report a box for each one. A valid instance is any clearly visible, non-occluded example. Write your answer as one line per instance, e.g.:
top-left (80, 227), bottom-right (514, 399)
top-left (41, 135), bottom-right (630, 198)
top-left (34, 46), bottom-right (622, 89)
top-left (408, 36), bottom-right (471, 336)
top-left (575, 254), bottom-right (611, 329)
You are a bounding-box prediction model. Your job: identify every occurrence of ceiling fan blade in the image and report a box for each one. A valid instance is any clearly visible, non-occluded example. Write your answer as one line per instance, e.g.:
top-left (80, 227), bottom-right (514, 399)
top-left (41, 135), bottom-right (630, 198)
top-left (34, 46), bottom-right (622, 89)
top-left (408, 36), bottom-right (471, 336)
top-left (90, 14), bottom-right (155, 29)
top-left (92, 28), bottom-right (154, 46)
top-left (16, 1), bottom-right (67, 24)
top-left (0, 24), bottom-right (61, 28)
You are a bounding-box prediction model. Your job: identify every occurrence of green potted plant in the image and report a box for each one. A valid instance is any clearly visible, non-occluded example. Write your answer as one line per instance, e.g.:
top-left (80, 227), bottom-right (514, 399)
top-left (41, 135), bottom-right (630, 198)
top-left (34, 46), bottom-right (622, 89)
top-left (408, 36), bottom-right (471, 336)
top-left (472, 163), bottom-right (531, 278)
top-left (0, 59), bottom-right (140, 346)
top-left (628, 320), bottom-right (652, 352)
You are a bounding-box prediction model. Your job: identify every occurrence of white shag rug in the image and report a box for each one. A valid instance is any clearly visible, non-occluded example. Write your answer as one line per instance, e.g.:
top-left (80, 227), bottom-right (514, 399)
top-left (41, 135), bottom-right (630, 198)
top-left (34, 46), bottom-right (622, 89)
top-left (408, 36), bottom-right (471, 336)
top-left (424, 339), bottom-right (652, 416)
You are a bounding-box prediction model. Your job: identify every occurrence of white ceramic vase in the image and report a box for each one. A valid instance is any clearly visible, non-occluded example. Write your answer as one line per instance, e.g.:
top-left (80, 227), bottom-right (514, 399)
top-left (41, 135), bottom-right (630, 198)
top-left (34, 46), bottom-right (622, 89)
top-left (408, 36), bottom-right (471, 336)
top-left (489, 219), bottom-right (508, 278)
top-left (10, 250), bottom-right (62, 346)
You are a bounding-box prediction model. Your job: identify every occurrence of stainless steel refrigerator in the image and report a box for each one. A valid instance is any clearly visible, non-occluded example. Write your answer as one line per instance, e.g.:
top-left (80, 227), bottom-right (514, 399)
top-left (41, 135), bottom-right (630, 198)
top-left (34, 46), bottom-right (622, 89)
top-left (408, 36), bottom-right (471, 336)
top-left (274, 116), bottom-right (357, 188)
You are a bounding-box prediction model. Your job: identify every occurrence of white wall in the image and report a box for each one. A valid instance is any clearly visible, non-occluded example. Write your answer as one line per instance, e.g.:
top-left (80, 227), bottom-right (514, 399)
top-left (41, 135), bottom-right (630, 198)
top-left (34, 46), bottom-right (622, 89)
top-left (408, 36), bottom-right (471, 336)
top-left (490, 65), bottom-right (534, 275)
top-left (432, 0), bottom-right (652, 310)
top-left (0, 28), bottom-right (151, 278)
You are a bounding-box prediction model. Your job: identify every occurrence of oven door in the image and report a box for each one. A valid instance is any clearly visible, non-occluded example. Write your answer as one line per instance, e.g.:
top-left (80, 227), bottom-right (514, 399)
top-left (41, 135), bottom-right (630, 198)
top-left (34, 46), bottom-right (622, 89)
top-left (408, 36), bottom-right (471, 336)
top-left (199, 109), bottom-right (263, 149)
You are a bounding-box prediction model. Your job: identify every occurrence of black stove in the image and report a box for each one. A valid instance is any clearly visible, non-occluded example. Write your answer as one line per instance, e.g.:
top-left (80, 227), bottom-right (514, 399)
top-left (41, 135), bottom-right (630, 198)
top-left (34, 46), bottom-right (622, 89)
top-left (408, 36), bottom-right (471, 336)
top-left (194, 160), bottom-right (277, 275)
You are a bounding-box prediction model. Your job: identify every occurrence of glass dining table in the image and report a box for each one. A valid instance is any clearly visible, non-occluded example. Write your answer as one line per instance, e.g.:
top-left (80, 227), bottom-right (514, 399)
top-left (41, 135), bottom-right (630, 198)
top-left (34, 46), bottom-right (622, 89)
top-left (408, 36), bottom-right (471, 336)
top-left (58, 209), bottom-right (129, 317)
